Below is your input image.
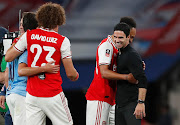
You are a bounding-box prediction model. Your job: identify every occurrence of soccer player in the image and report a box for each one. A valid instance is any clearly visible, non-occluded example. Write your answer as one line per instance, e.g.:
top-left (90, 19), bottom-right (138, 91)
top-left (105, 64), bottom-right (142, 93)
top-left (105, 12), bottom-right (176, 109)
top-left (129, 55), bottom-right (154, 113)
top-left (85, 22), bottom-right (138, 125)
top-left (5, 3), bottom-right (79, 125)
top-left (5, 12), bottom-right (38, 125)
top-left (115, 23), bottom-right (147, 125)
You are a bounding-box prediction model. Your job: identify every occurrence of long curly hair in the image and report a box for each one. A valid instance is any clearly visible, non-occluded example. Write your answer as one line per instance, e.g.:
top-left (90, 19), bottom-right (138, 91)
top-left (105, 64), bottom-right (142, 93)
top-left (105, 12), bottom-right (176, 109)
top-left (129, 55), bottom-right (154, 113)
top-left (36, 2), bottom-right (66, 29)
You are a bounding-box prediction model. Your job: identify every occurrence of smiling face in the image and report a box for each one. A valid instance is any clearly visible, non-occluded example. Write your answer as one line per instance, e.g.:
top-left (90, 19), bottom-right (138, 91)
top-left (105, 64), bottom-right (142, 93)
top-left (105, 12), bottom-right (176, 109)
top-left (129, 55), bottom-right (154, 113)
top-left (114, 30), bottom-right (130, 49)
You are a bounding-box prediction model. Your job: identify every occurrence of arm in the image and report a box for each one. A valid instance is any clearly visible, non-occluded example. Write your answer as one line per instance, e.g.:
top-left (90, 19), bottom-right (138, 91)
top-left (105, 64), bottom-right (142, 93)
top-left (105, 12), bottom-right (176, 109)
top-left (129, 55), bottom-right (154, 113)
top-left (4, 68), bottom-right (8, 88)
top-left (133, 88), bottom-right (147, 119)
top-left (62, 58), bottom-right (79, 81)
top-left (0, 72), bottom-right (5, 84)
top-left (5, 43), bottom-right (22, 62)
top-left (98, 40), bottom-right (136, 83)
top-left (5, 32), bottom-right (27, 62)
top-left (17, 50), bottom-right (60, 76)
top-left (0, 85), bottom-right (6, 109)
top-left (127, 52), bottom-right (147, 119)
top-left (60, 37), bottom-right (78, 81)
top-left (100, 65), bottom-right (136, 83)
top-left (18, 61), bottom-right (60, 76)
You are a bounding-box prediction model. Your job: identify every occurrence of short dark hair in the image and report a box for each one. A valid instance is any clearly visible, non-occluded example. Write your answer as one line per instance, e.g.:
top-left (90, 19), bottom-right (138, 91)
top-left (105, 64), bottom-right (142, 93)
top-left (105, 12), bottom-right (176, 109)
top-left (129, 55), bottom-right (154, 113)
top-left (23, 12), bottom-right (38, 32)
top-left (120, 16), bottom-right (136, 28)
top-left (114, 23), bottom-right (130, 37)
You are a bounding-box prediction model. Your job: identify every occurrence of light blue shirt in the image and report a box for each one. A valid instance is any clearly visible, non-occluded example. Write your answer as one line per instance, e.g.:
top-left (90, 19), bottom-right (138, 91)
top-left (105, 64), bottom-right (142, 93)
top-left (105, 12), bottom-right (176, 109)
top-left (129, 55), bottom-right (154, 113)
top-left (6, 51), bottom-right (28, 97)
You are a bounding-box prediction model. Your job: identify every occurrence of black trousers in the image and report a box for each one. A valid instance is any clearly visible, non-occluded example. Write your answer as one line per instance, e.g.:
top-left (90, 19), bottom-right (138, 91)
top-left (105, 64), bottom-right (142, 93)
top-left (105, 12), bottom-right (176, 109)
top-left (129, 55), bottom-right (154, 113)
top-left (115, 102), bottom-right (141, 125)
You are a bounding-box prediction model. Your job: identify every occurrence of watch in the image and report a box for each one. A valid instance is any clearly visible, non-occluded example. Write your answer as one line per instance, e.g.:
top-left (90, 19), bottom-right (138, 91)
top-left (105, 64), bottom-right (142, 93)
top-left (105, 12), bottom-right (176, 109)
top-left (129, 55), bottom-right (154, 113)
top-left (137, 100), bottom-right (145, 104)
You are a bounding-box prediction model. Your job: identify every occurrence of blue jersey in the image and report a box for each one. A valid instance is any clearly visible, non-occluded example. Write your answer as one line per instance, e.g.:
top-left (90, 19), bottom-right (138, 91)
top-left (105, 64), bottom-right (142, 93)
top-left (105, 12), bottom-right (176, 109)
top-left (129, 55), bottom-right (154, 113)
top-left (6, 51), bottom-right (28, 97)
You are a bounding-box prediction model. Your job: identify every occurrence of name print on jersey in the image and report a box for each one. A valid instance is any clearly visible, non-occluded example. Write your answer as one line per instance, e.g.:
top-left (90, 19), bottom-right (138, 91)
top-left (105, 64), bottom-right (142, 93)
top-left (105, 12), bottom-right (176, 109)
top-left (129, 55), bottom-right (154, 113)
top-left (31, 34), bottom-right (58, 44)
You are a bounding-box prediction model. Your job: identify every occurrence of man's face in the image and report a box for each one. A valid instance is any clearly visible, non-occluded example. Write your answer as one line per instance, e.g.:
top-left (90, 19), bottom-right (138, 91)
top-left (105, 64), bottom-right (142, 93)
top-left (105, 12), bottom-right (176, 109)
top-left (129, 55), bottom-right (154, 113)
top-left (129, 27), bottom-right (136, 43)
top-left (19, 18), bottom-right (25, 35)
top-left (114, 30), bottom-right (130, 49)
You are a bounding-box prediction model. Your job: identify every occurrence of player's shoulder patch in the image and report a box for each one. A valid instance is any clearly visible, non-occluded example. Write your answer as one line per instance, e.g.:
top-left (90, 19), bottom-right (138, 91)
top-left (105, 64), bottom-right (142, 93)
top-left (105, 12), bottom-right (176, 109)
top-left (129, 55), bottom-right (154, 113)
top-left (106, 49), bottom-right (110, 57)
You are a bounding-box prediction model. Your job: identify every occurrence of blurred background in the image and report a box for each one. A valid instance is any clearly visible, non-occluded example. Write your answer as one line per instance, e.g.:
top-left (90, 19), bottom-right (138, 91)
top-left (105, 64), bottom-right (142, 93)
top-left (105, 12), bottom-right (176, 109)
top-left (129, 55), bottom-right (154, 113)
top-left (0, 0), bottom-right (180, 125)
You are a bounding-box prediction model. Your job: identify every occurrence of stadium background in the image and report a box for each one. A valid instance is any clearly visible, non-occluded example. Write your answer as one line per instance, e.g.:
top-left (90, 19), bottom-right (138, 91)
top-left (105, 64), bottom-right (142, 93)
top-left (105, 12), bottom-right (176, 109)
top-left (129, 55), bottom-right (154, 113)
top-left (0, 0), bottom-right (180, 125)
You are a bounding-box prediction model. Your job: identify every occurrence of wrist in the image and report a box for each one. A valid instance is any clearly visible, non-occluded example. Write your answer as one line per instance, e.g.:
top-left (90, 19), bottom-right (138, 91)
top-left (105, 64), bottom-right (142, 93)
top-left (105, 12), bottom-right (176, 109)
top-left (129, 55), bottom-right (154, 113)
top-left (125, 74), bottom-right (128, 80)
top-left (137, 99), bottom-right (145, 104)
top-left (41, 66), bottom-right (46, 73)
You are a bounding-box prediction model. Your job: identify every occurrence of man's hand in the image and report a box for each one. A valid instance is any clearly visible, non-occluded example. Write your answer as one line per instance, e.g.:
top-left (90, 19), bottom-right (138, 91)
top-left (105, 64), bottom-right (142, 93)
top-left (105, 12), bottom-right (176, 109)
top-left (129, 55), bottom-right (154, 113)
top-left (126, 73), bottom-right (138, 84)
top-left (142, 61), bottom-right (146, 70)
top-left (43, 61), bottom-right (60, 73)
top-left (133, 103), bottom-right (146, 119)
top-left (0, 95), bottom-right (6, 109)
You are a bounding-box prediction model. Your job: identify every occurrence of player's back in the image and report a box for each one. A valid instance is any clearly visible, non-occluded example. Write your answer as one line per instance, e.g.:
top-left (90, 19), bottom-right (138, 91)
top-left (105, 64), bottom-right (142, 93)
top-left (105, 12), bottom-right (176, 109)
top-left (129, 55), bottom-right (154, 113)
top-left (26, 28), bottom-right (65, 97)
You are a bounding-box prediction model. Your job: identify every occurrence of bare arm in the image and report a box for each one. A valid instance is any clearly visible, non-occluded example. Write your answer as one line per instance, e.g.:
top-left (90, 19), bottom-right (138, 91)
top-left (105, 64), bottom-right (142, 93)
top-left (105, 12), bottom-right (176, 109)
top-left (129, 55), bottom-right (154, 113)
top-left (138, 88), bottom-right (146, 101)
top-left (62, 58), bottom-right (79, 81)
top-left (0, 72), bottom-right (5, 84)
top-left (133, 88), bottom-right (147, 119)
top-left (5, 43), bottom-right (22, 62)
top-left (18, 61), bottom-right (60, 76)
top-left (100, 65), bottom-right (137, 83)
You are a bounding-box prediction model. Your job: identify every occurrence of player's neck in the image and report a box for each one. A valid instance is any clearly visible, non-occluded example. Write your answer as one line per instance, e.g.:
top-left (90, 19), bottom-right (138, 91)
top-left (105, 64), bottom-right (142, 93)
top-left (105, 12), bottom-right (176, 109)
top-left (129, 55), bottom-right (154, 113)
top-left (53, 26), bottom-right (59, 32)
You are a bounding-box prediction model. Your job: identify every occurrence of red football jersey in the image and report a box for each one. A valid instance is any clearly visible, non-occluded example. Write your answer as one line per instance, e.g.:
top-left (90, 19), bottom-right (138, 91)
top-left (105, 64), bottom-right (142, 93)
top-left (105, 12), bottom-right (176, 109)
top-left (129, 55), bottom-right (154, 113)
top-left (86, 35), bottom-right (118, 105)
top-left (14, 28), bottom-right (72, 97)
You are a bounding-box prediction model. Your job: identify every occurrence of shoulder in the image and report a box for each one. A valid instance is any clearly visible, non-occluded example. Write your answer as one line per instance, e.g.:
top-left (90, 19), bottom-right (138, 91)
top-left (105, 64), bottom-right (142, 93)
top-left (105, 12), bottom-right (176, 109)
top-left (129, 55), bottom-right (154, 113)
top-left (98, 41), bottom-right (113, 54)
top-left (62, 36), bottom-right (70, 42)
top-left (12, 38), bottom-right (19, 44)
top-left (99, 38), bottom-right (113, 48)
top-left (61, 36), bottom-right (70, 46)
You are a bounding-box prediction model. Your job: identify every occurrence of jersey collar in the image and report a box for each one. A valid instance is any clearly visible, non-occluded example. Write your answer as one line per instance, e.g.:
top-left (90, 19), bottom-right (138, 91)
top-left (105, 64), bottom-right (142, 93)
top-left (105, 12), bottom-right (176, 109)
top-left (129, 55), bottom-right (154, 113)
top-left (39, 27), bottom-right (58, 34)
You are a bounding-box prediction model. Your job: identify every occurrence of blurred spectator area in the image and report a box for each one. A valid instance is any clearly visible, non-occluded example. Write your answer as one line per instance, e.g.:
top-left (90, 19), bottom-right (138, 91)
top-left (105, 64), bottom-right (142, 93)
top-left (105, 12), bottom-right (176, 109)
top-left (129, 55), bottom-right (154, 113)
top-left (0, 0), bottom-right (74, 32)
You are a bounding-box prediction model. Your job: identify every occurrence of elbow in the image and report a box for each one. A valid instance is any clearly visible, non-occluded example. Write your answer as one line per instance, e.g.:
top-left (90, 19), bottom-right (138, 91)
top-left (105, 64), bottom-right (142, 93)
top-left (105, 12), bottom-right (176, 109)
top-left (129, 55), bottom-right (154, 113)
top-left (66, 72), bottom-right (79, 81)
top-left (5, 55), bottom-right (12, 62)
top-left (18, 69), bottom-right (24, 76)
top-left (66, 73), bottom-right (75, 79)
top-left (101, 70), bottom-right (108, 79)
top-left (101, 74), bottom-right (107, 79)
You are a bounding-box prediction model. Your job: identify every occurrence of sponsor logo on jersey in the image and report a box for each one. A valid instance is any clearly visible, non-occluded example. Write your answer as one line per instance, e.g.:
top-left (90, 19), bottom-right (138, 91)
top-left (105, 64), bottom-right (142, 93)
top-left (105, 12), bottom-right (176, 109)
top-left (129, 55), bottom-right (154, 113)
top-left (31, 34), bottom-right (58, 44)
top-left (106, 49), bottom-right (110, 57)
top-left (38, 73), bottom-right (46, 80)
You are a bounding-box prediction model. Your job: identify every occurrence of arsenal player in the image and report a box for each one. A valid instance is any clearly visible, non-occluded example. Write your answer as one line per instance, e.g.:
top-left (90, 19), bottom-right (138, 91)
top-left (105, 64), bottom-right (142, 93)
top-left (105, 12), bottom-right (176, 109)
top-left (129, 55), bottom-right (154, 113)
top-left (5, 2), bottom-right (78, 125)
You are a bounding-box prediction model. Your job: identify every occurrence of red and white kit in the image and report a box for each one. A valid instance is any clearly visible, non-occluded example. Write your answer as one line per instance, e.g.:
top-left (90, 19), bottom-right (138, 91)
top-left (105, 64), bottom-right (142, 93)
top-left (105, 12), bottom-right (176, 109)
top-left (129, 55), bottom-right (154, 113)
top-left (14, 28), bottom-right (73, 125)
top-left (86, 35), bottom-right (118, 125)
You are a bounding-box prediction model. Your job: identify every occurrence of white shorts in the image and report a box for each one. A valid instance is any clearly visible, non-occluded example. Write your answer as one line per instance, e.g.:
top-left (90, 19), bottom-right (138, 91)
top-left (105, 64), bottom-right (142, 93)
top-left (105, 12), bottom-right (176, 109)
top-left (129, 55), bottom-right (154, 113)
top-left (26, 92), bottom-right (73, 125)
top-left (6, 93), bottom-right (26, 125)
top-left (108, 104), bottom-right (115, 125)
top-left (86, 100), bottom-right (112, 125)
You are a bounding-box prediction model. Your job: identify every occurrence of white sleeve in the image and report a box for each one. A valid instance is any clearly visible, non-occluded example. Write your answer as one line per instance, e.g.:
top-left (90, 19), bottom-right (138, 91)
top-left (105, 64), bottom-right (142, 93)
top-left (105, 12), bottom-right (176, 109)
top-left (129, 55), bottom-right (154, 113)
top-left (60, 37), bottom-right (72, 59)
top-left (14, 32), bottom-right (27, 53)
top-left (98, 42), bottom-right (113, 66)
